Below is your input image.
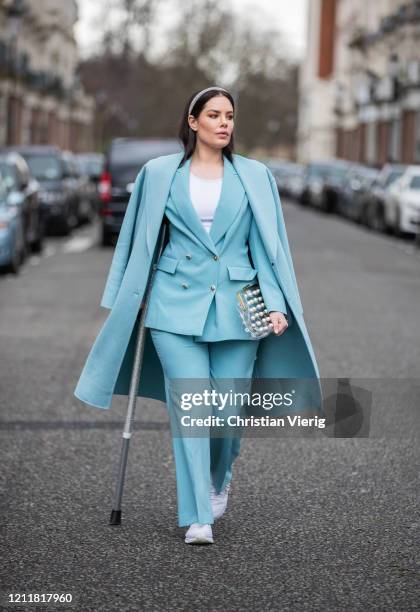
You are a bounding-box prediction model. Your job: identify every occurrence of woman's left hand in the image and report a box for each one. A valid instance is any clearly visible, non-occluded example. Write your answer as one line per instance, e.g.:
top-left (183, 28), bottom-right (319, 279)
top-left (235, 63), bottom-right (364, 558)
top-left (269, 311), bottom-right (288, 336)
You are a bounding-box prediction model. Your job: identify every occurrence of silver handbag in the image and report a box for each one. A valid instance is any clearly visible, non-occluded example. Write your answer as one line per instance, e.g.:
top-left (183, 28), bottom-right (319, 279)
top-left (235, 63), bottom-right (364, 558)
top-left (236, 282), bottom-right (274, 339)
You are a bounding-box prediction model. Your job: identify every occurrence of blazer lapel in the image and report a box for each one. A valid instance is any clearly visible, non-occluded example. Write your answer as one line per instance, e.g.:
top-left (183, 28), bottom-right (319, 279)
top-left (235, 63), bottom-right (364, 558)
top-left (208, 156), bottom-right (245, 247)
top-left (144, 151), bottom-right (278, 263)
top-left (170, 157), bottom-right (218, 255)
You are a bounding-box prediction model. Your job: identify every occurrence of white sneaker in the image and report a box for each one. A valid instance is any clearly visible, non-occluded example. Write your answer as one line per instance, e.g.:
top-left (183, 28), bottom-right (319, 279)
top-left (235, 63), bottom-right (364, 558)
top-left (184, 523), bottom-right (214, 544)
top-left (210, 481), bottom-right (231, 520)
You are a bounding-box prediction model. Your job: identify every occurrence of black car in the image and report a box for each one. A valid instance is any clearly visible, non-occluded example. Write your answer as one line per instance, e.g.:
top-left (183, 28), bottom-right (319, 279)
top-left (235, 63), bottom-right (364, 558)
top-left (335, 165), bottom-right (380, 223)
top-left (0, 146), bottom-right (82, 236)
top-left (315, 159), bottom-right (354, 213)
top-left (75, 152), bottom-right (105, 215)
top-left (301, 160), bottom-right (350, 209)
top-left (99, 138), bottom-right (182, 246)
top-left (62, 150), bottom-right (97, 224)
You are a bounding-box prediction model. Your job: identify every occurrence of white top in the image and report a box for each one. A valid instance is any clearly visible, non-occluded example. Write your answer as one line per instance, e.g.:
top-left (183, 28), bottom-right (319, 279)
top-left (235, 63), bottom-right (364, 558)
top-left (189, 172), bottom-right (223, 234)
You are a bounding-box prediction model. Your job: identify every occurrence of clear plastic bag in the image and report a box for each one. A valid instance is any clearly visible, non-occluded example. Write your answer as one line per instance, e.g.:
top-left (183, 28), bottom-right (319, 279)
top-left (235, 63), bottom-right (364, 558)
top-left (236, 283), bottom-right (274, 340)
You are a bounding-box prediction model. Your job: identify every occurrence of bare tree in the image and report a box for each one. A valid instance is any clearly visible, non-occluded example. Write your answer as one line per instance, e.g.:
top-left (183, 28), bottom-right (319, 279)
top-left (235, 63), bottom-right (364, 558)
top-left (79, 0), bottom-right (299, 155)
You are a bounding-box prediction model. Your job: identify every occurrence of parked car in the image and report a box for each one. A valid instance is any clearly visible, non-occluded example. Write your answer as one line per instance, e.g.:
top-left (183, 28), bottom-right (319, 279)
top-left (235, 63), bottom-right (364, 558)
top-left (262, 159), bottom-right (294, 195)
top-left (75, 152), bottom-right (104, 184)
top-left (62, 150), bottom-right (96, 224)
top-left (315, 159), bottom-right (355, 212)
top-left (282, 163), bottom-right (306, 200)
top-left (0, 170), bottom-right (25, 273)
top-left (383, 165), bottom-right (420, 236)
top-left (335, 164), bottom-right (380, 223)
top-left (75, 152), bottom-right (105, 215)
top-left (99, 138), bottom-right (182, 246)
top-left (0, 152), bottom-right (44, 254)
top-left (362, 164), bottom-right (406, 232)
top-left (0, 145), bottom-right (81, 235)
top-left (300, 160), bottom-right (348, 208)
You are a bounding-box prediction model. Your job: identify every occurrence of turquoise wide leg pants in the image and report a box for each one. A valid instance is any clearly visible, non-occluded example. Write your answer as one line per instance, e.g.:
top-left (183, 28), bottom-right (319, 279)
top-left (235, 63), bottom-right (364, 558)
top-left (149, 328), bottom-right (260, 527)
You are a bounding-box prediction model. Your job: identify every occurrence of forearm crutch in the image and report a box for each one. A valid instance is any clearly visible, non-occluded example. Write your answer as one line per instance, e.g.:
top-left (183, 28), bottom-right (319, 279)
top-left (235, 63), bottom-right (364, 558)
top-left (109, 218), bottom-right (168, 526)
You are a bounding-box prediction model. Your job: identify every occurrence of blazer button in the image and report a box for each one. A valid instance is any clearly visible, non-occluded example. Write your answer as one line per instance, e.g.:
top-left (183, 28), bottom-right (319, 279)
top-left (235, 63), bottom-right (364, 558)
top-left (186, 254), bottom-right (192, 259)
top-left (213, 255), bottom-right (219, 260)
top-left (182, 283), bottom-right (189, 289)
top-left (210, 285), bottom-right (216, 291)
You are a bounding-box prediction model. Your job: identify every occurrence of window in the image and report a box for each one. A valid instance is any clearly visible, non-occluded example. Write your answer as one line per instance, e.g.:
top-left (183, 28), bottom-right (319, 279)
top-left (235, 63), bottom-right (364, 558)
top-left (365, 122), bottom-right (377, 164)
top-left (409, 175), bottom-right (420, 189)
top-left (388, 118), bottom-right (401, 162)
top-left (415, 111), bottom-right (420, 163)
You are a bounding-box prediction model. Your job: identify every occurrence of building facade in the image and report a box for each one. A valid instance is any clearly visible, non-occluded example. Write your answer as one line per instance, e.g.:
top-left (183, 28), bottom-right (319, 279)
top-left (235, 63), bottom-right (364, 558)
top-left (297, 0), bottom-right (420, 165)
top-left (0, 0), bottom-right (94, 150)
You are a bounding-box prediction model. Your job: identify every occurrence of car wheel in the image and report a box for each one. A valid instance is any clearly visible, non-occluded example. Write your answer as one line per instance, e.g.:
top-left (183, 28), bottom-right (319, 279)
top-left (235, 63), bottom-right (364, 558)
top-left (8, 246), bottom-right (21, 274)
top-left (300, 190), bottom-right (309, 206)
top-left (394, 207), bottom-right (403, 238)
top-left (32, 233), bottom-right (44, 254)
top-left (360, 205), bottom-right (369, 227)
top-left (101, 225), bottom-right (113, 247)
top-left (373, 204), bottom-right (389, 233)
top-left (59, 216), bottom-right (72, 236)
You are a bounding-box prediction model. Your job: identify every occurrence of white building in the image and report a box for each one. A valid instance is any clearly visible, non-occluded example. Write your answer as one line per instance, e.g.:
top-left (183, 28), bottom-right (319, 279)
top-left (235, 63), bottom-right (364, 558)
top-left (297, 0), bottom-right (420, 165)
top-left (0, 0), bottom-right (94, 150)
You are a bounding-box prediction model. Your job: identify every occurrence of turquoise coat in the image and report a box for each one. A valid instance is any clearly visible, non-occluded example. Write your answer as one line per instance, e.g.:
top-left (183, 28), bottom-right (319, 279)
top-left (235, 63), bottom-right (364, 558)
top-left (74, 151), bottom-right (322, 411)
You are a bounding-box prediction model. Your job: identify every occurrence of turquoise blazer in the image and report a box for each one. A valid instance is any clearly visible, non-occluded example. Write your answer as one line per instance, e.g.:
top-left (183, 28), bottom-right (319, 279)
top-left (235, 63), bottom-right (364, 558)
top-left (74, 151), bottom-right (322, 411)
top-left (143, 155), bottom-right (288, 341)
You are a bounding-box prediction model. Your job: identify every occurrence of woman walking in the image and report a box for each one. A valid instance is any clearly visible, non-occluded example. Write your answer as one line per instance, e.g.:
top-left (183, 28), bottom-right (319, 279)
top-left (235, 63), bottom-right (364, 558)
top-left (74, 86), bottom-right (321, 545)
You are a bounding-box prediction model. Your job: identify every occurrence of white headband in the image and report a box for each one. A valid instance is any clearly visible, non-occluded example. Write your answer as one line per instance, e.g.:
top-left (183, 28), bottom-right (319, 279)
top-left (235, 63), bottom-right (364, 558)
top-left (188, 86), bottom-right (230, 117)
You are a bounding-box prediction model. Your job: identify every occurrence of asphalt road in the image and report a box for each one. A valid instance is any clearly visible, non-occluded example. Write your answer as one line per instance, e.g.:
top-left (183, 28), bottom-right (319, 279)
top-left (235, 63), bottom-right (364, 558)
top-left (1, 202), bottom-right (419, 611)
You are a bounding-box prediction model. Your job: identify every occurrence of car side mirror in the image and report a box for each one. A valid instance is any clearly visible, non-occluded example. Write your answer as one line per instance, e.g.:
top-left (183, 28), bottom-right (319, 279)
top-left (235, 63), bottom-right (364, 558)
top-left (7, 191), bottom-right (22, 207)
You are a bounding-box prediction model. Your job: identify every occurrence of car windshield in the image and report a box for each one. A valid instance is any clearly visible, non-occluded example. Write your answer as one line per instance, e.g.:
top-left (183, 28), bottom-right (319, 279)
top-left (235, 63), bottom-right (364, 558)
top-left (307, 164), bottom-right (331, 177)
top-left (330, 166), bottom-right (350, 179)
top-left (0, 176), bottom-right (8, 202)
top-left (23, 155), bottom-right (63, 181)
top-left (0, 163), bottom-right (16, 190)
top-left (308, 164), bottom-right (348, 179)
top-left (409, 175), bottom-right (420, 189)
top-left (384, 170), bottom-right (404, 187)
top-left (109, 140), bottom-right (181, 186)
top-left (77, 157), bottom-right (103, 176)
top-left (110, 140), bottom-right (181, 167)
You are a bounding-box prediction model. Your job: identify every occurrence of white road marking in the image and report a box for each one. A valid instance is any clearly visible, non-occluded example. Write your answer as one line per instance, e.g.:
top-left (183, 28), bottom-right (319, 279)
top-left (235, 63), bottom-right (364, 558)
top-left (43, 245), bottom-right (56, 258)
top-left (62, 235), bottom-right (96, 253)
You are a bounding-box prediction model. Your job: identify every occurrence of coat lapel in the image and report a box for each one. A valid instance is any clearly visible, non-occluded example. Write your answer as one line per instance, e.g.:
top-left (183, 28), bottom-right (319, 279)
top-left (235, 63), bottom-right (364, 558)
top-left (145, 152), bottom-right (184, 258)
top-left (232, 154), bottom-right (278, 262)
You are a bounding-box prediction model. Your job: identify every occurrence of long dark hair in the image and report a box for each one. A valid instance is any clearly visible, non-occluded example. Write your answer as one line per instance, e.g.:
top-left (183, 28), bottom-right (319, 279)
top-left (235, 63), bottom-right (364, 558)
top-left (177, 87), bottom-right (236, 166)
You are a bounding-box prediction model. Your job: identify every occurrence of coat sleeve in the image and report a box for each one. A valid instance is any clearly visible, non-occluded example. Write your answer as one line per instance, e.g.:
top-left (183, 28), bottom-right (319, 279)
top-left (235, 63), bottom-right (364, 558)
top-left (265, 167), bottom-right (304, 314)
top-left (248, 215), bottom-right (288, 315)
top-left (100, 163), bottom-right (149, 309)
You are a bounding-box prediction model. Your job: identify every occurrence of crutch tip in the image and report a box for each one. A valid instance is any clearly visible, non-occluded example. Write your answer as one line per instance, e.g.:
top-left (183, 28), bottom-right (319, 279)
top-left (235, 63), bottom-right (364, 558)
top-left (109, 509), bottom-right (122, 525)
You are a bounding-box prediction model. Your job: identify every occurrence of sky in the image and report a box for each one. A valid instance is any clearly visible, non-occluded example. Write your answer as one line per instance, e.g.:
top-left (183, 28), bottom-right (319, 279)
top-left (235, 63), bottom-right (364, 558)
top-left (74, 0), bottom-right (308, 61)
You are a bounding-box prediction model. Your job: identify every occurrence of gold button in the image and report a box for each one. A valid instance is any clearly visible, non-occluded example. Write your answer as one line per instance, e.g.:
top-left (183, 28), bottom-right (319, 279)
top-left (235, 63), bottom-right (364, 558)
top-left (213, 255), bottom-right (219, 260)
top-left (182, 283), bottom-right (189, 289)
top-left (186, 254), bottom-right (192, 259)
top-left (210, 285), bottom-right (216, 291)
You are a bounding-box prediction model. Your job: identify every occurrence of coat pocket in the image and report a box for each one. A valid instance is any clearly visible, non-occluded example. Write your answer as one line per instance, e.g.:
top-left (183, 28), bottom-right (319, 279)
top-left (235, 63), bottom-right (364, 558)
top-left (156, 255), bottom-right (179, 274)
top-left (227, 265), bottom-right (258, 281)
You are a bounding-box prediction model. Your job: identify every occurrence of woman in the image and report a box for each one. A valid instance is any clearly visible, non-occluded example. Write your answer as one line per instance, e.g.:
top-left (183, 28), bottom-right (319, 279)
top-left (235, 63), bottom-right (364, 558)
top-left (74, 86), bottom-right (321, 545)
